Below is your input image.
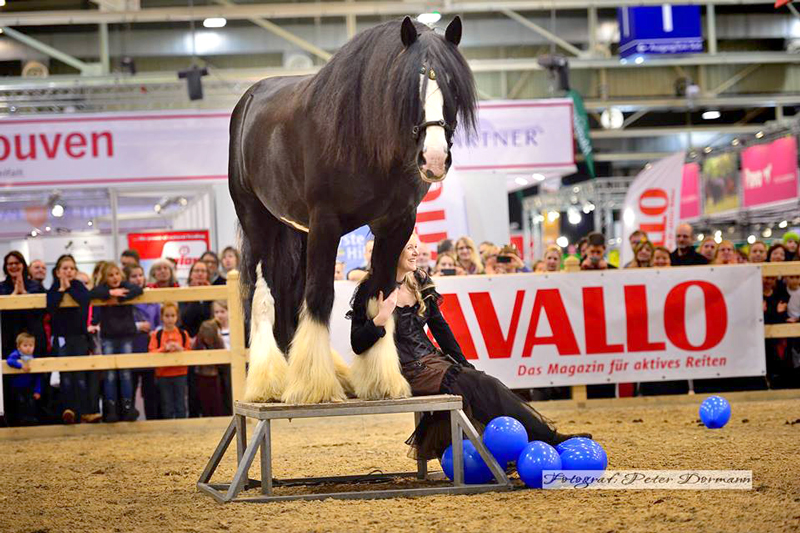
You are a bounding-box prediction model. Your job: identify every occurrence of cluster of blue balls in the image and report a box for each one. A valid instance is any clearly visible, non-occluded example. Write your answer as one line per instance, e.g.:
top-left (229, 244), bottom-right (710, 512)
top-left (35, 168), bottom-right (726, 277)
top-left (440, 416), bottom-right (608, 489)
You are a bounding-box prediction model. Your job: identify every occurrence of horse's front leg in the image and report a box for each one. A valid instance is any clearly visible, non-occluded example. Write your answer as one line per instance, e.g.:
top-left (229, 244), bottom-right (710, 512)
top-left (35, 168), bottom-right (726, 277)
top-left (350, 213), bottom-right (416, 400)
top-left (281, 209), bottom-right (349, 404)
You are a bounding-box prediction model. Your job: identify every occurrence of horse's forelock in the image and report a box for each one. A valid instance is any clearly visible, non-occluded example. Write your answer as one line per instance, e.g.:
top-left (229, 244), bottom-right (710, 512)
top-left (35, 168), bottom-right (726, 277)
top-left (304, 19), bottom-right (476, 174)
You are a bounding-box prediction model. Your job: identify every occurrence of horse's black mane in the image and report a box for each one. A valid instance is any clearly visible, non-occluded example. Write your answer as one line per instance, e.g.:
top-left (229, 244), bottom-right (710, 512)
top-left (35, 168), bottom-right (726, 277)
top-left (303, 18), bottom-right (478, 174)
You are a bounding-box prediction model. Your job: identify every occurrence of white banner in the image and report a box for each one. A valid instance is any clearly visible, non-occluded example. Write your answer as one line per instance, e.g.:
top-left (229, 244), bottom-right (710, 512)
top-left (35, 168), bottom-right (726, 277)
top-left (331, 265), bottom-right (765, 388)
top-left (0, 111), bottom-right (230, 188)
top-left (621, 152), bottom-right (686, 267)
top-left (1, 102), bottom-right (575, 189)
top-left (452, 99), bottom-right (576, 174)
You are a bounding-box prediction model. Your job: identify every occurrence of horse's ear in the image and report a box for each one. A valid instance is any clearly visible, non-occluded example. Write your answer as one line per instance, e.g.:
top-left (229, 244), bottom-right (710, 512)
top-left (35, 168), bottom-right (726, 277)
top-left (401, 16), bottom-right (418, 47)
top-left (445, 16), bottom-right (462, 46)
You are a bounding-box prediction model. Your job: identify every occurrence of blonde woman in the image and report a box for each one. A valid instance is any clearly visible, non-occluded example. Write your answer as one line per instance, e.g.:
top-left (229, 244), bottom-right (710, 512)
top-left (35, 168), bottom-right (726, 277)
top-left (713, 240), bottom-right (737, 265)
top-left (543, 245), bottom-right (563, 272)
top-left (432, 251), bottom-right (465, 276)
top-left (628, 240), bottom-right (655, 268)
top-left (147, 259), bottom-right (179, 288)
top-left (698, 236), bottom-right (717, 263)
top-left (348, 234), bottom-right (590, 461)
top-left (455, 236), bottom-right (484, 274)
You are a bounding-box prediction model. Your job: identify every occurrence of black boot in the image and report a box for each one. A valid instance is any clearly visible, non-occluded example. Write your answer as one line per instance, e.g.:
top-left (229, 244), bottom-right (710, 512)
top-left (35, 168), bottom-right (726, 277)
top-left (122, 399), bottom-right (139, 422)
top-left (551, 431), bottom-right (593, 446)
top-left (104, 400), bottom-right (119, 423)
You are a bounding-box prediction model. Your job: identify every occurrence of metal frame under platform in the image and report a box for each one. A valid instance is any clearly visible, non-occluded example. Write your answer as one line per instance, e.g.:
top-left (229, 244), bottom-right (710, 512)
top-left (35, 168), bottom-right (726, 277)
top-left (197, 394), bottom-right (513, 503)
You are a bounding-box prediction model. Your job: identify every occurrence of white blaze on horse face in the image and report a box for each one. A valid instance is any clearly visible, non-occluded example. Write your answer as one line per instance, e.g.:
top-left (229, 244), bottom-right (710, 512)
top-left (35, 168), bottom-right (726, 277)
top-left (420, 74), bottom-right (448, 180)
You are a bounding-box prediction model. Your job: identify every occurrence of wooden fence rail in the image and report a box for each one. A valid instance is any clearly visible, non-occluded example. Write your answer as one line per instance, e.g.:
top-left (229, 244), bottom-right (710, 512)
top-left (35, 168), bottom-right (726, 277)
top-left (0, 271), bottom-right (248, 403)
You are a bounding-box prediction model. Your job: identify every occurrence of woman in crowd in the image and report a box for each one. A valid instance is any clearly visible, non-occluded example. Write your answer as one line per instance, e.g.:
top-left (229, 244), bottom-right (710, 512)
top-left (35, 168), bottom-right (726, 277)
top-left (542, 245), bottom-right (562, 272)
top-left (698, 236), bottom-right (717, 263)
top-left (192, 319), bottom-right (226, 417)
top-left (454, 236), bottom-right (485, 275)
top-left (533, 261), bottom-right (546, 273)
top-left (348, 234), bottom-right (590, 461)
top-left (90, 262), bottom-right (143, 422)
top-left (46, 254), bottom-right (96, 424)
top-left (749, 241), bottom-right (768, 263)
top-left (125, 264), bottom-right (160, 420)
top-left (767, 243), bottom-right (787, 263)
top-left (220, 246), bottom-right (240, 275)
top-left (147, 259), bottom-right (179, 288)
top-left (1, 252), bottom-right (47, 426)
top-left (784, 232), bottom-right (799, 261)
top-left (652, 246), bottom-right (672, 268)
top-left (628, 241), bottom-right (654, 268)
top-left (713, 240), bottom-right (737, 265)
top-left (201, 251), bottom-right (226, 286)
top-left (485, 244), bottom-right (526, 275)
top-left (432, 252), bottom-right (464, 277)
top-left (180, 260), bottom-right (213, 417)
top-left (212, 300), bottom-right (232, 415)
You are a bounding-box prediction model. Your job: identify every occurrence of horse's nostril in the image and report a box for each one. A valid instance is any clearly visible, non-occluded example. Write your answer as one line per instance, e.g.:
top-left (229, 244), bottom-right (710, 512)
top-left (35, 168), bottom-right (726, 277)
top-left (426, 169), bottom-right (435, 179)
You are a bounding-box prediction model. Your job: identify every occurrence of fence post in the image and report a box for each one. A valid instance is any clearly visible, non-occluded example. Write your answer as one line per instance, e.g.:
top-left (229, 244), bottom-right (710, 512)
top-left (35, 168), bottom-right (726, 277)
top-left (226, 270), bottom-right (247, 404)
top-left (562, 256), bottom-right (587, 406)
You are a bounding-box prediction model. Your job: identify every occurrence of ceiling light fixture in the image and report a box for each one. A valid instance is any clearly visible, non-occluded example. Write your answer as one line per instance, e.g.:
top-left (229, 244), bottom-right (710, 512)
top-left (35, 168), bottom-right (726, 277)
top-left (203, 17), bottom-right (227, 28)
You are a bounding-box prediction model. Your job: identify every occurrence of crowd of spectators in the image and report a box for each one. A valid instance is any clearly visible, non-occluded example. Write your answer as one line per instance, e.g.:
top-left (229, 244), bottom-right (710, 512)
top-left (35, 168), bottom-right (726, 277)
top-left (1, 246), bottom-right (240, 427)
top-left (2, 224), bottom-right (798, 426)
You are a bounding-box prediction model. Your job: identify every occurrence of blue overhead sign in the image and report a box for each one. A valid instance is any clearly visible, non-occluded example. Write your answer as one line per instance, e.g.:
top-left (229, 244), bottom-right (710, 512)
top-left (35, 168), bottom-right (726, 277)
top-left (618, 5), bottom-right (703, 59)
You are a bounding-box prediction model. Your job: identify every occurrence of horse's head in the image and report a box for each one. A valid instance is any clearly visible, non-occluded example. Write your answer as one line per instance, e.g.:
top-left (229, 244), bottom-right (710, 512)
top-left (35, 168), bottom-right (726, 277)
top-left (400, 16), bottom-right (477, 184)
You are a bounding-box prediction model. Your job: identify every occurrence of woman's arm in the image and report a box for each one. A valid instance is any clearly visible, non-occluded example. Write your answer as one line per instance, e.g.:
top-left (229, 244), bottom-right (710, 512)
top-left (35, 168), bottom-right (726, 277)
top-left (46, 285), bottom-right (65, 312)
top-left (119, 281), bottom-right (144, 302)
top-left (88, 284), bottom-right (111, 300)
top-left (350, 310), bottom-right (386, 354)
top-left (68, 280), bottom-right (91, 307)
top-left (427, 297), bottom-right (474, 368)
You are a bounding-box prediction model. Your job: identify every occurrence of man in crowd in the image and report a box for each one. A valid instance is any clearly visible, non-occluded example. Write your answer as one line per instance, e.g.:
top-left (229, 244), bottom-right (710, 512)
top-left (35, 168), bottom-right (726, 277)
top-left (120, 249), bottom-right (141, 268)
top-left (417, 242), bottom-right (432, 275)
top-left (347, 238), bottom-right (374, 282)
top-left (581, 232), bottom-right (615, 270)
top-left (28, 260), bottom-right (47, 285)
top-left (670, 224), bottom-right (708, 266)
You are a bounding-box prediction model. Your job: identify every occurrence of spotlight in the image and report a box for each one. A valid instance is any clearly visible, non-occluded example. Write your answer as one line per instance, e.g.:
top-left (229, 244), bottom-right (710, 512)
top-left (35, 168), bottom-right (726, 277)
top-left (417, 12), bottom-right (442, 25)
top-left (87, 220), bottom-right (94, 227)
top-left (702, 110), bottom-right (721, 120)
top-left (763, 228), bottom-right (772, 238)
top-left (203, 17), bottom-right (227, 28)
top-left (45, 226), bottom-right (51, 232)
top-left (755, 131), bottom-right (764, 139)
top-left (179, 197), bottom-right (189, 206)
top-left (747, 235), bottom-right (756, 244)
top-left (779, 220), bottom-right (788, 228)
top-left (30, 229), bottom-right (38, 237)
top-left (623, 208), bottom-right (635, 226)
top-left (568, 209), bottom-right (582, 225)
top-left (51, 204), bottom-right (64, 217)
top-left (154, 204), bottom-right (162, 213)
top-left (582, 203), bottom-right (595, 214)
top-left (634, 56), bottom-right (644, 65)
top-left (547, 211), bottom-right (560, 222)
top-left (556, 236), bottom-right (569, 248)
top-left (732, 139), bottom-right (740, 146)
top-left (515, 177), bottom-right (529, 186)
top-left (703, 146), bottom-right (712, 154)
top-left (697, 233), bottom-right (704, 241)
top-left (532, 173), bottom-right (546, 182)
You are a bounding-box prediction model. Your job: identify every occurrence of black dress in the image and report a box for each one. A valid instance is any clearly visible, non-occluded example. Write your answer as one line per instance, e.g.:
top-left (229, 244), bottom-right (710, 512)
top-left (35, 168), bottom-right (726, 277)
top-left (349, 272), bottom-right (570, 460)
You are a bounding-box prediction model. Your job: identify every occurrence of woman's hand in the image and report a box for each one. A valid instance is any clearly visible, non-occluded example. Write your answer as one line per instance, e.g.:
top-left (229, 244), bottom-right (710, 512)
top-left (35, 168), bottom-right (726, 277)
top-left (59, 275), bottom-right (71, 292)
top-left (372, 289), bottom-right (398, 327)
top-left (12, 275), bottom-right (26, 295)
top-left (777, 301), bottom-right (788, 314)
top-left (136, 321), bottom-right (152, 333)
top-left (109, 288), bottom-right (129, 298)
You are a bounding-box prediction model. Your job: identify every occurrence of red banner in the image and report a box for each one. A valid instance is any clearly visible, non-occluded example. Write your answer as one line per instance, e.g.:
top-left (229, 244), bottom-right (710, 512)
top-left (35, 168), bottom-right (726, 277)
top-left (127, 230), bottom-right (210, 282)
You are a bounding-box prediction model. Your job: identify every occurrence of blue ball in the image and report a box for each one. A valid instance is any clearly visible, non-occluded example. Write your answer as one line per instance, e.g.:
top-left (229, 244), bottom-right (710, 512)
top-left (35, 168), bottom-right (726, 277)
top-left (699, 395), bottom-right (731, 429)
top-left (557, 438), bottom-right (608, 471)
top-left (482, 416), bottom-right (529, 468)
top-left (516, 441), bottom-right (562, 489)
top-left (440, 439), bottom-right (494, 485)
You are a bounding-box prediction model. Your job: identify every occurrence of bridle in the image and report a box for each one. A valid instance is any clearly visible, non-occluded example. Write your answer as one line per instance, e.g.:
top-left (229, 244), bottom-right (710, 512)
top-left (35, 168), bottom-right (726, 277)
top-left (412, 66), bottom-right (457, 146)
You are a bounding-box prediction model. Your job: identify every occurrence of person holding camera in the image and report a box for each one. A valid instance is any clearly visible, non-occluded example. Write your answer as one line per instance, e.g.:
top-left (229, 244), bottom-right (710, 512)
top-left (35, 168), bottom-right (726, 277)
top-left (580, 232), bottom-right (616, 270)
top-left (485, 244), bottom-right (527, 274)
top-left (432, 252), bottom-right (465, 277)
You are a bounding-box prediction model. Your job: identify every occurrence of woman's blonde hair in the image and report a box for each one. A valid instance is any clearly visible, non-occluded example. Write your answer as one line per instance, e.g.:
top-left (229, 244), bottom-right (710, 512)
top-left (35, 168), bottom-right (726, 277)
top-left (434, 251), bottom-right (457, 269)
top-left (400, 271), bottom-right (437, 317)
top-left (631, 240), bottom-right (655, 268)
top-left (544, 245), bottom-right (562, 260)
top-left (455, 236), bottom-right (484, 274)
top-left (99, 262), bottom-right (124, 286)
top-left (713, 240), bottom-right (736, 264)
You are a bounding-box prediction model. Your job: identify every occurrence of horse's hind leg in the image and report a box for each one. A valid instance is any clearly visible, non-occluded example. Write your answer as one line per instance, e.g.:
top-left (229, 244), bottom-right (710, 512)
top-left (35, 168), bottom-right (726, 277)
top-left (350, 214), bottom-right (415, 400)
top-left (281, 209), bottom-right (348, 404)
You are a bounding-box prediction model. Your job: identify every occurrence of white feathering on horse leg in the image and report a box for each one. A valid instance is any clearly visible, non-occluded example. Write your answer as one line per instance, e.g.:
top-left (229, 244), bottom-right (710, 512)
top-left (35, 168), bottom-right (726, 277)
top-left (331, 348), bottom-right (354, 397)
top-left (282, 309), bottom-right (347, 404)
top-left (350, 297), bottom-right (411, 400)
top-left (243, 266), bottom-right (287, 402)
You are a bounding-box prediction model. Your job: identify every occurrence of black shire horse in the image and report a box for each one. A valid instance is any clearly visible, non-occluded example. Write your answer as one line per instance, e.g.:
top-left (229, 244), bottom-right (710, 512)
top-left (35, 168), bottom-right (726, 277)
top-left (230, 16), bottom-right (477, 404)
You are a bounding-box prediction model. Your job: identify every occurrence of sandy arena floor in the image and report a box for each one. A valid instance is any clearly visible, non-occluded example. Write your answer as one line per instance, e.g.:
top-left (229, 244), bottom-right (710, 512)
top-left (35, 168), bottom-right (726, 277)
top-left (1, 395), bottom-right (799, 533)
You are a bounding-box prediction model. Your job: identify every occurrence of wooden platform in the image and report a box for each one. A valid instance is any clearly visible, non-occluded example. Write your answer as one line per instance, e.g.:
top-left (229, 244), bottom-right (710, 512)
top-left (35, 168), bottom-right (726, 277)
top-left (197, 395), bottom-right (513, 503)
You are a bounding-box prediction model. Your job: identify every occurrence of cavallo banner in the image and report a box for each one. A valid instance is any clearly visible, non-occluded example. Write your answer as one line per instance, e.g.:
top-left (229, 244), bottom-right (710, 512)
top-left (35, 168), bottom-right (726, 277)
top-left (741, 136), bottom-right (799, 208)
top-left (621, 152), bottom-right (685, 267)
top-left (330, 265), bottom-right (765, 388)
